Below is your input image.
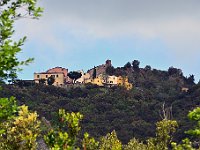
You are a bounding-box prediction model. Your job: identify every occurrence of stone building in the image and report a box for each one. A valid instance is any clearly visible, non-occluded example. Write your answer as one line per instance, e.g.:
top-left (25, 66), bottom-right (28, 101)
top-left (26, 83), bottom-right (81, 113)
top-left (87, 60), bottom-right (112, 77)
top-left (75, 70), bottom-right (90, 84)
top-left (34, 67), bottom-right (72, 86)
top-left (46, 67), bottom-right (71, 83)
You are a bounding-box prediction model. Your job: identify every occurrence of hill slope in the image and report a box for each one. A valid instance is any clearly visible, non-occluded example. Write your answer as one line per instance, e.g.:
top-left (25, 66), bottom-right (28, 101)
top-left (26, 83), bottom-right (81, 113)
top-left (0, 65), bottom-right (199, 143)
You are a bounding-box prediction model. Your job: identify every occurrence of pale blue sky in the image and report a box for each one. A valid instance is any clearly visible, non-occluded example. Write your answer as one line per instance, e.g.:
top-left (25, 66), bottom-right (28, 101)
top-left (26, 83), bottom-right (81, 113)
top-left (15, 0), bottom-right (200, 82)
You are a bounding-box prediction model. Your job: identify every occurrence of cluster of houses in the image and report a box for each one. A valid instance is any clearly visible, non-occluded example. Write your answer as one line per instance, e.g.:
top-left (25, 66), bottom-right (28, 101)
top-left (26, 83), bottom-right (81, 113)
top-left (34, 60), bottom-right (133, 90)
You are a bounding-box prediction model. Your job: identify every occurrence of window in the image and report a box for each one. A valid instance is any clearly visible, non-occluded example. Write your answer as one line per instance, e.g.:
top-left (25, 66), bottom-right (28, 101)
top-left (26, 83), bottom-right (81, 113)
top-left (37, 75), bottom-right (40, 78)
top-left (56, 75), bottom-right (59, 78)
top-left (46, 75), bottom-right (48, 78)
top-left (110, 81), bottom-right (113, 83)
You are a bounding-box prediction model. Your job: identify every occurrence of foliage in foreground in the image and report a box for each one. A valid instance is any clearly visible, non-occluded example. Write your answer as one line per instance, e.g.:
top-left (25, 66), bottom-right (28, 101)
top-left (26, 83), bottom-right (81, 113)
top-left (1, 96), bottom-right (200, 149)
top-left (43, 106), bottom-right (200, 150)
top-left (0, 98), bottom-right (40, 150)
top-left (44, 109), bottom-right (99, 150)
top-left (0, 0), bottom-right (43, 81)
top-left (172, 107), bottom-right (200, 150)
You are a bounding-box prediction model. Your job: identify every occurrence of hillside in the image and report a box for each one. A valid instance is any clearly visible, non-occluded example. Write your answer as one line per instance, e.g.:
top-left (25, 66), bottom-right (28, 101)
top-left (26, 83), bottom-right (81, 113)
top-left (0, 64), bottom-right (199, 144)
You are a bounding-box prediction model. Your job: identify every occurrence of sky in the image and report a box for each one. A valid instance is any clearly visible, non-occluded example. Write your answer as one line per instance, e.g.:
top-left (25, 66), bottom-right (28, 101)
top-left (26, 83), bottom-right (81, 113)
top-left (15, 0), bottom-right (200, 82)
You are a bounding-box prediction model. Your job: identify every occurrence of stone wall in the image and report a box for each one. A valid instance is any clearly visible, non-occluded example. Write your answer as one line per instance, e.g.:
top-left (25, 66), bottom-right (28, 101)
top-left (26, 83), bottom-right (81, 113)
top-left (87, 60), bottom-right (112, 77)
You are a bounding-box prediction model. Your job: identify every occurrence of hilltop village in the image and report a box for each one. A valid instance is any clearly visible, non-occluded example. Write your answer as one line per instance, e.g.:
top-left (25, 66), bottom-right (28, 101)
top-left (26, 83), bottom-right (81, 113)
top-left (34, 60), bottom-right (133, 90)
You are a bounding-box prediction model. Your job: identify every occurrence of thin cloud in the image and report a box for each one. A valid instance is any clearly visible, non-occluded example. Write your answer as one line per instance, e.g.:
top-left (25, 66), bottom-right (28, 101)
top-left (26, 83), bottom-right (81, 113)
top-left (14, 0), bottom-right (200, 80)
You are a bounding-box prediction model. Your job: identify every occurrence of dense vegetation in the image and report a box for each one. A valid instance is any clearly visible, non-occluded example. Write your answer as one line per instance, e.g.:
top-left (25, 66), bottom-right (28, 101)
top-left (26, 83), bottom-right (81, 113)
top-left (1, 0), bottom-right (200, 149)
top-left (1, 64), bottom-right (199, 145)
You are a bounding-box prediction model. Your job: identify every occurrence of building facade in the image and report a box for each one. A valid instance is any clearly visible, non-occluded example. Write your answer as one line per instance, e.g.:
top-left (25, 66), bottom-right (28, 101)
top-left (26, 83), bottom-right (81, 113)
top-left (34, 72), bottom-right (65, 86)
top-left (33, 60), bottom-right (133, 90)
top-left (46, 67), bottom-right (71, 83)
top-left (117, 76), bottom-right (133, 90)
top-left (85, 74), bottom-right (133, 90)
top-left (85, 75), bottom-right (104, 86)
top-left (34, 67), bottom-right (72, 86)
top-left (75, 70), bottom-right (91, 84)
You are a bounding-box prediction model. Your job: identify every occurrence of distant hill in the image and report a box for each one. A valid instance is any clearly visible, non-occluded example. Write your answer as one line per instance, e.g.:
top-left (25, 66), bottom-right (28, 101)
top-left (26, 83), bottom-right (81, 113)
top-left (0, 61), bottom-right (199, 144)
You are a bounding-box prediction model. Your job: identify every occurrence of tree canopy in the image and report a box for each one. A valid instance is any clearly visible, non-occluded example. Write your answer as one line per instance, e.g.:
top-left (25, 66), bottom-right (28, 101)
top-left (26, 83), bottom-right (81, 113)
top-left (132, 60), bottom-right (140, 70)
top-left (67, 71), bottom-right (82, 83)
top-left (0, 1), bottom-right (42, 148)
top-left (92, 66), bottom-right (97, 79)
top-left (124, 62), bottom-right (132, 69)
top-left (0, 0), bottom-right (43, 81)
top-left (47, 76), bottom-right (55, 85)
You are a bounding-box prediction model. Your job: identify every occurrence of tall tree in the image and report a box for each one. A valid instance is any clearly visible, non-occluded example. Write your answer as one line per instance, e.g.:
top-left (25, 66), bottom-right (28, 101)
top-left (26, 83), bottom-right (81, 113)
top-left (132, 60), bottom-right (140, 70)
top-left (106, 66), bottom-right (115, 75)
top-left (99, 130), bottom-right (122, 150)
top-left (0, 0), bottom-right (43, 81)
top-left (0, 1), bottom-right (42, 148)
top-left (92, 66), bottom-right (97, 79)
top-left (47, 76), bottom-right (55, 85)
top-left (124, 62), bottom-right (132, 69)
top-left (144, 65), bottom-right (151, 71)
top-left (67, 71), bottom-right (82, 84)
top-left (187, 74), bottom-right (195, 85)
top-left (168, 67), bottom-right (183, 76)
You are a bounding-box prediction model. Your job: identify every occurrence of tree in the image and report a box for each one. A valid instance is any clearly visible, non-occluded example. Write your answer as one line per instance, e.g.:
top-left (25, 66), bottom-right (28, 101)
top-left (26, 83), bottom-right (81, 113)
top-left (99, 130), bottom-right (122, 150)
top-left (124, 62), bottom-right (132, 69)
top-left (0, 0), bottom-right (43, 81)
top-left (82, 133), bottom-right (99, 150)
top-left (124, 138), bottom-right (147, 150)
top-left (44, 109), bottom-right (84, 149)
top-left (187, 74), bottom-right (195, 85)
top-left (153, 119), bottom-right (178, 149)
top-left (39, 78), bottom-right (46, 84)
top-left (0, 1), bottom-right (42, 149)
top-left (168, 67), bottom-right (183, 76)
top-left (67, 71), bottom-right (82, 84)
top-left (13, 79), bottom-right (24, 87)
top-left (47, 76), bottom-right (55, 85)
top-left (0, 99), bottom-right (40, 149)
top-left (44, 109), bottom-right (99, 150)
top-left (92, 66), bottom-right (97, 79)
top-left (106, 66), bottom-right (115, 75)
top-left (171, 107), bottom-right (200, 150)
top-left (0, 97), bottom-right (18, 123)
top-left (144, 65), bottom-right (151, 71)
top-left (132, 60), bottom-right (140, 70)
top-left (185, 107), bottom-right (200, 137)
